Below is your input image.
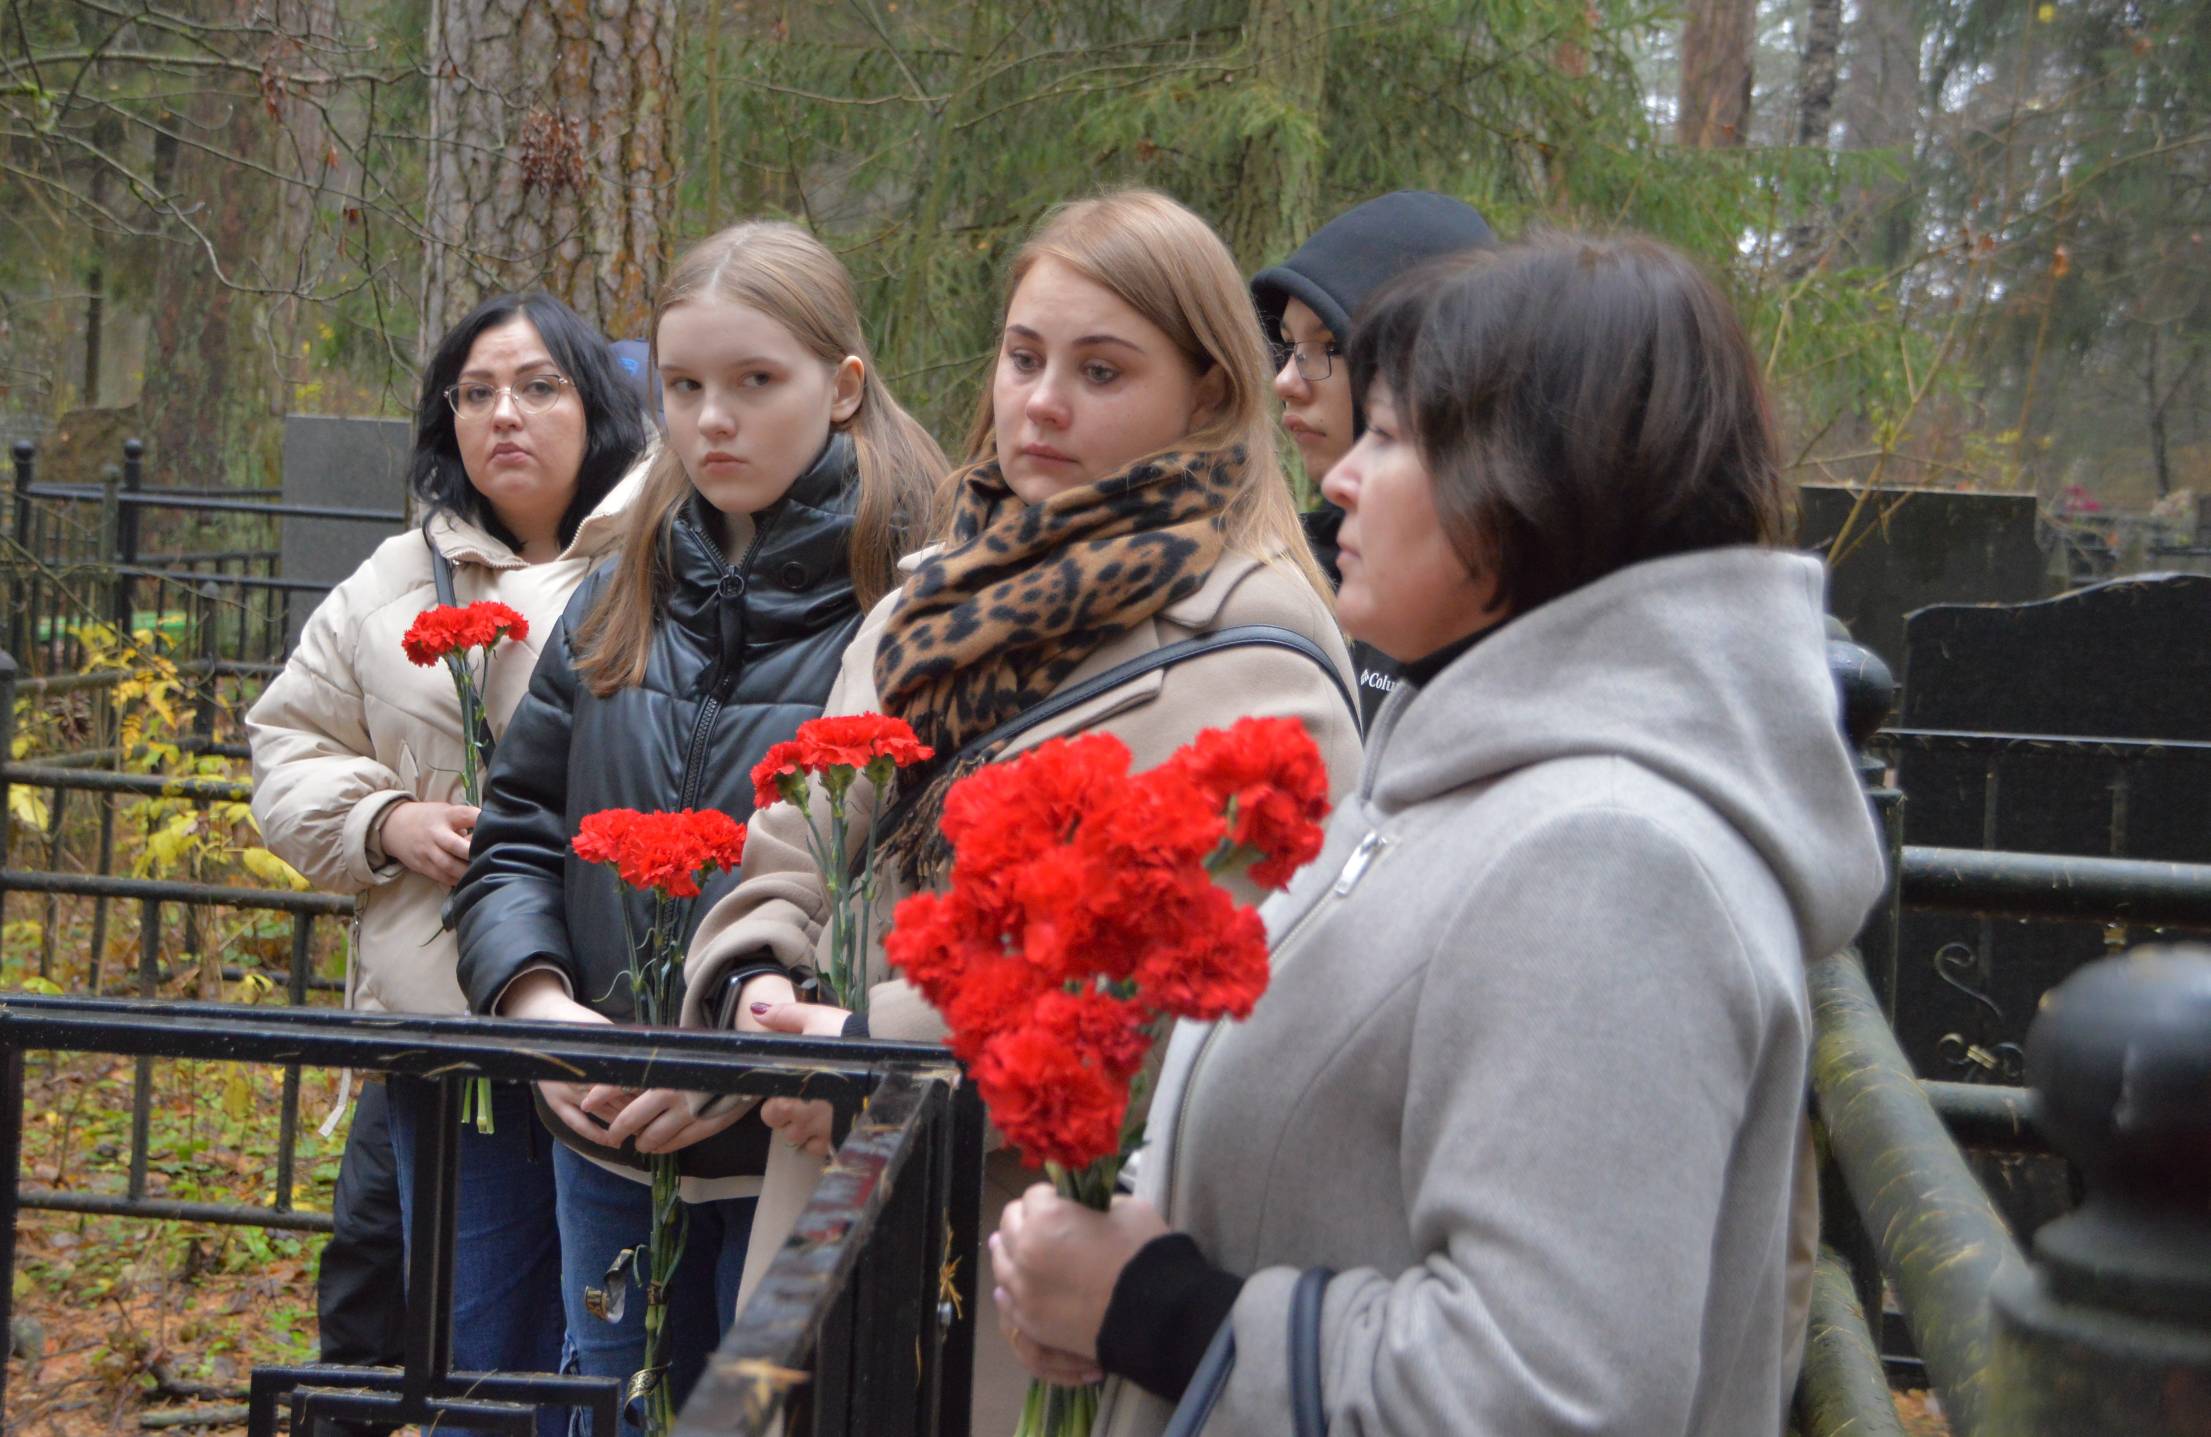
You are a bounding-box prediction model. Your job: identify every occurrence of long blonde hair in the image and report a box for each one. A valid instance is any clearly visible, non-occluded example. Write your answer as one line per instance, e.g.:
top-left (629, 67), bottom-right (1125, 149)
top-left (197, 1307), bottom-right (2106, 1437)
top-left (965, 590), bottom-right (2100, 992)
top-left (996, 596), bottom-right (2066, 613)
top-left (576, 221), bottom-right (946, 696)
top-left (952, 189), bottom-right (1330, 599)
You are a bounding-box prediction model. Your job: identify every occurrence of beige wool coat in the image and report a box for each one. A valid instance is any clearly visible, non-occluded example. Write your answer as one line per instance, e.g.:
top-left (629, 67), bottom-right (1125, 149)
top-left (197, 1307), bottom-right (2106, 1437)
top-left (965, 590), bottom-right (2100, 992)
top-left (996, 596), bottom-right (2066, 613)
top-left (680, 544), bottom-right (1363, 1425)
top-left (248, 482), bottom-right (634, 1016)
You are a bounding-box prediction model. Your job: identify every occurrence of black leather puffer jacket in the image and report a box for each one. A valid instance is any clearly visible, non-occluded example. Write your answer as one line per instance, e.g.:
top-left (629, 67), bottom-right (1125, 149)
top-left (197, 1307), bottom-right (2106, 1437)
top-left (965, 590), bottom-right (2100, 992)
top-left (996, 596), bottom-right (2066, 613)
top-left (452, 435), bottom-right (865, 1024)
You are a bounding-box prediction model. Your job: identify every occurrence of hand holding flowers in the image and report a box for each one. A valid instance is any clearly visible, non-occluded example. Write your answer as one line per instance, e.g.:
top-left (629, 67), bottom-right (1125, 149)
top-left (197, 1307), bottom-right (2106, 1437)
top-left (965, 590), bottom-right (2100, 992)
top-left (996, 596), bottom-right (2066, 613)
top-left (884, 715), bottom-right (1331, 1436)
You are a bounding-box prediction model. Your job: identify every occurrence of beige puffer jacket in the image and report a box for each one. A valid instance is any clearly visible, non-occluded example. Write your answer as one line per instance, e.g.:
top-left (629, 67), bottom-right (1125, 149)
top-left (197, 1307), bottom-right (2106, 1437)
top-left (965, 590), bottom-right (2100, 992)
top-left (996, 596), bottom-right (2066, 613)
top-left (247, 481), bottom-right (635, 1015)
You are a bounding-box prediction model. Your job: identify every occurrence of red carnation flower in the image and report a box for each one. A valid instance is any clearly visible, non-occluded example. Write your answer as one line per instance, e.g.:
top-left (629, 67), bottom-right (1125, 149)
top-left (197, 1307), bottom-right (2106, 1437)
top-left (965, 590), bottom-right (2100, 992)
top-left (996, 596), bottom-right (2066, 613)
top-left (403, 601), bottom-right (529, 667)
top-left (1168, 716), bottom-right (1330, 889)
top-left (793, 713), bottom-right (933, 773)
top-left (971, 1024), bottom-right (1129, 1172)
top-left (572, 808), bottom-right (748, 899)
top-left (751, 740), bottom-right (807, 811)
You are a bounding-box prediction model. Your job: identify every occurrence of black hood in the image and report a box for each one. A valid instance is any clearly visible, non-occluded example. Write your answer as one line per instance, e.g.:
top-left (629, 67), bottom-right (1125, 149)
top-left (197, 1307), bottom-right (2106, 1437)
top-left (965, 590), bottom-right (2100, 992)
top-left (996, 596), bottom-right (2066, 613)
top-left (1251, 190), bottom-right (1498, 358)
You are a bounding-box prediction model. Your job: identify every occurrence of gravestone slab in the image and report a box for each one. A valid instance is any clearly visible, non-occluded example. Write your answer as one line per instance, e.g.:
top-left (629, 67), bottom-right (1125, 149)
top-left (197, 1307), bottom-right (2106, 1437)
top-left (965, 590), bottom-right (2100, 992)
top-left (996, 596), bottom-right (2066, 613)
top-left (1798, 485), bottom-right (2047, 676)
top-left (281, 416), bottom-right (412, 649)
top-left (1894, 573), bottom-right (2211, 1235)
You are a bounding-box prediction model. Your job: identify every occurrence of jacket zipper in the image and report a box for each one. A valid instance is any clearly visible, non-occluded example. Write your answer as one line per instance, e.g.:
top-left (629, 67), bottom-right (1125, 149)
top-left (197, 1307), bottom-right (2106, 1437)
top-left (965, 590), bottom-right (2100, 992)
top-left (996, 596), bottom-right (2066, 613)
top-left (1158, 828), bottom-right (1396, 1224)
top-left (676, 510), bottom-right (776, 810)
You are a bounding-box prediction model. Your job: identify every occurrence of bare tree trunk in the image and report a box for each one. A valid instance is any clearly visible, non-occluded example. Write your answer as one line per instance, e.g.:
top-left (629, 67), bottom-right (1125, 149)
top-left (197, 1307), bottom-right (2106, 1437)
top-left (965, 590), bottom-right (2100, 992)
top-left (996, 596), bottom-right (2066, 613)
top-left (1677, 0), bottom-right (1754, 148)
top-left (421, 0), bottom-right (678, 349)
top-left (1782, 0), bottom-right (1845, 275)
top-left (140, 87), bottom-right (281, 488)
top-left (1221, 0), bottom-right (1330, 270)
top-left (2146, 327), bottom-right (2170, 498)
top-left (1838, 0), bottom-right (1920, 267)
top-left (1795, 0), bottom-right (1842, 146)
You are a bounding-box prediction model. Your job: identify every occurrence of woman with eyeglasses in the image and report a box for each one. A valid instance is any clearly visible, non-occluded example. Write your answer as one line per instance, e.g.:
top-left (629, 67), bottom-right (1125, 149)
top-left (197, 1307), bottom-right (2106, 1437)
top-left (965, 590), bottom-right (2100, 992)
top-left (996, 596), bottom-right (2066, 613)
top-left (248, 290), bottom-right (649, 1437)
top-left (1252, 191), bottom-right (1496, 726)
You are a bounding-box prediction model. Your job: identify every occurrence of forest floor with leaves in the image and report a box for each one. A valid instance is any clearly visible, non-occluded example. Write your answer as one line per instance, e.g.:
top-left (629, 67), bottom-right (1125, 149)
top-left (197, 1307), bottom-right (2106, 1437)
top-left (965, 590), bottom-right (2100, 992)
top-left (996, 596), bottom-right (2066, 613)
top-left (4, 1047), bottom-right (345, 1437)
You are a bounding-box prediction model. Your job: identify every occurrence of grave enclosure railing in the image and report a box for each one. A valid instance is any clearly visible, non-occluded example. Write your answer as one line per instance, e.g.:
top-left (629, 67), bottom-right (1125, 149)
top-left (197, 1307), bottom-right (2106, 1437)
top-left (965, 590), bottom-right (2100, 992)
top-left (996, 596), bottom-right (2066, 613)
top-left (1795, 643), bottom-right (2211, 1437)
top-left (0, 645), bottom-right (346, 1234)
top-left (5, 437), bottom-right (405, 678)
top-left (0, 998), bottom-right (986, 1437)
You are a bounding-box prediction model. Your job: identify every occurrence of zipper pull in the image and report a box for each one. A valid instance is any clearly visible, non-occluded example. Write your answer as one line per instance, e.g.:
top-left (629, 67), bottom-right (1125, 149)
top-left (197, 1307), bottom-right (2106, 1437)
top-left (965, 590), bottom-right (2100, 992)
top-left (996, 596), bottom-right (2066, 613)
top-left (1332, 830), bottom-right (1392, 896)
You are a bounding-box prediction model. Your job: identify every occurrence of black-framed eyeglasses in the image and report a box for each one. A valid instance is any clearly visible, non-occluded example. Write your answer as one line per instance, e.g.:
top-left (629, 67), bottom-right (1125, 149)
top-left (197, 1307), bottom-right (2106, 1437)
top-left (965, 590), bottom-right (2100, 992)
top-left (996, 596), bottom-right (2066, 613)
top-left (443, 374), bottom-right (574, 419)
top-left (1270, 339), bottom-right (1340, 382)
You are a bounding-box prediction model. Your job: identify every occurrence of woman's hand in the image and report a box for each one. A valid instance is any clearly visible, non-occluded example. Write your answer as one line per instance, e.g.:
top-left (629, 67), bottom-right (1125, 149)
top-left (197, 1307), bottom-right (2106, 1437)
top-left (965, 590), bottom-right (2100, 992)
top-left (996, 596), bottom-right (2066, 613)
top-left (379, 800), bottom-right (478, 887)
top-left (498, 970), bottom-right (628, 1144)
top-left (593, 1087), bottom-right (748, 1155)
top-left (753, 999), bottom-right (854, 1158)
top-left (991, 1186), bottom-right (1168, 1363)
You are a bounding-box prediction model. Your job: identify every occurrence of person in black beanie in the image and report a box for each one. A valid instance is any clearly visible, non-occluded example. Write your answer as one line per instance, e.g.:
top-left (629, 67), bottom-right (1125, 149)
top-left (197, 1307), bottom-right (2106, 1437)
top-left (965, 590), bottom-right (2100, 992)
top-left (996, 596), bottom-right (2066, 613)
top-left (1252, 190), bottom-right (1497, 723)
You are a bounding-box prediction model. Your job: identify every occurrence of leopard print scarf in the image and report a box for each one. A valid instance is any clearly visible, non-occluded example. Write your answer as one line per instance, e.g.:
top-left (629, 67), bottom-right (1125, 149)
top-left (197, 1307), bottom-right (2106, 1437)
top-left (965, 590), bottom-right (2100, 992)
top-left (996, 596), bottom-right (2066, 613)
top-left (872, 445), bottom-right (1244, 883)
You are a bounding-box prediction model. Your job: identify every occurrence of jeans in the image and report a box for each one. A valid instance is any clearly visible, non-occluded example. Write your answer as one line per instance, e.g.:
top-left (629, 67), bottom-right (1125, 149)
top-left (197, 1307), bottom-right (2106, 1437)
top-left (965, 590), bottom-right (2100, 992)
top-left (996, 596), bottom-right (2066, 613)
top-left (384, 1077), bottom-right (566, 1437)
top-left (552, 1143), bottom-right (756, 1437)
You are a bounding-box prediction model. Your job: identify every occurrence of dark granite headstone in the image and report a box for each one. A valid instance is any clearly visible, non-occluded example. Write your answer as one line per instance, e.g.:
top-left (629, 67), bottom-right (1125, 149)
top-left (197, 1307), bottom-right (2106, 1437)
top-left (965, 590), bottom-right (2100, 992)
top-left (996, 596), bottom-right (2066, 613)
top-left (280, 416), bottom-right (412, 649)
top-left (1895, 573), bottom-right (2211, 1235)
top-left (1798, 484), bottom-right (2048, 677)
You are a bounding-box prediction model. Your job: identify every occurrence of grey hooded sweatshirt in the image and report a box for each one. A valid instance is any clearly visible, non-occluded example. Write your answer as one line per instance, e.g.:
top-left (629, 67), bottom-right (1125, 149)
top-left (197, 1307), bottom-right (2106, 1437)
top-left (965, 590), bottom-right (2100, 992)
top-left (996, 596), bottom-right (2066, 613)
top-left (1095, 547), bottom-right (1886, 1437)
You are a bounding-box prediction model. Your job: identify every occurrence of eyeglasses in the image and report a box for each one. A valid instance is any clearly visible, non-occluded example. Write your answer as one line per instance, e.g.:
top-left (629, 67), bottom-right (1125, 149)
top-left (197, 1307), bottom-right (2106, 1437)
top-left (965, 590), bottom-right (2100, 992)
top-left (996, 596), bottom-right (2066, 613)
top-left (444, 374), bottom-right (574, 419)
top-left (1270, 339), bottom-right (1340, 383)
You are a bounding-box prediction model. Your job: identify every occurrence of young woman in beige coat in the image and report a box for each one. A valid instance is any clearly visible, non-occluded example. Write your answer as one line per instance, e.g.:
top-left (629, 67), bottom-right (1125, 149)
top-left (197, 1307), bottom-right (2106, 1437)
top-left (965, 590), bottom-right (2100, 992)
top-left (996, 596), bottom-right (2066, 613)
top-left (589, 190), bottom-right (1362, 1428)
top-left (247, 291), bottom-right (647, 1437)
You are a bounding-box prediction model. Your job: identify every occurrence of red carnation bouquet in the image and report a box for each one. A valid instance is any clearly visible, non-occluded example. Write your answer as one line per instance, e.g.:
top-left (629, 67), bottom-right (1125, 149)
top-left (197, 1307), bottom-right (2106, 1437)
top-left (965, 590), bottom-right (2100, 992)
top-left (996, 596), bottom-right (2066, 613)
top-left (569, 807), bottom-right (748, 1436)
top-left (749, 713), bottom-right (933, 1013)
top-left (885, 716), bottom-right (1329, 1437)
top-left (402, 600), bottom-right (527, 1131)
top-left (401, 600), bottom-right (528, 805)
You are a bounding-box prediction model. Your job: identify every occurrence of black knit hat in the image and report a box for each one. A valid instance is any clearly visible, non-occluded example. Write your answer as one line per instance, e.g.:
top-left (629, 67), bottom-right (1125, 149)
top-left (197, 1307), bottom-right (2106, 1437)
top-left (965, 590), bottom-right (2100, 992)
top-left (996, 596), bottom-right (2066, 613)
top-left (1250, 191), bottom-right (1498, 346)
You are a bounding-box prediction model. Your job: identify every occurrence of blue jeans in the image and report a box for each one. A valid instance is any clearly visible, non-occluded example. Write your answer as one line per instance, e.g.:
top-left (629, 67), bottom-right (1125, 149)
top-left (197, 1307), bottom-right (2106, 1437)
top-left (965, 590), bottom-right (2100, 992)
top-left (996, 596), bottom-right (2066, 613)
top-left (384, 1077), bottom-right (567, 1437)
top-left (552, 1143), bottom-right (756, 1437)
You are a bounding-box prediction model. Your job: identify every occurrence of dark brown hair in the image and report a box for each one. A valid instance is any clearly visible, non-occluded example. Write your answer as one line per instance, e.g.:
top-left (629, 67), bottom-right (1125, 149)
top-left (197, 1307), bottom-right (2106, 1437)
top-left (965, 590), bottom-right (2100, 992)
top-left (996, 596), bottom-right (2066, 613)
top-left (1348, 233), bottom-right (1792, 616)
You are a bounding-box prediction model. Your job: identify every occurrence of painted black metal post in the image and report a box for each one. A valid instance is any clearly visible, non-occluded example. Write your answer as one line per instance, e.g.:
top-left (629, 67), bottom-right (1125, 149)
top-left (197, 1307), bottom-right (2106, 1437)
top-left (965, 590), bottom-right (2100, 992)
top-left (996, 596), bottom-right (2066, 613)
top-left (114, 438), bottom-right (144, 636)
top-left (1826, 638), bottom-right (1902, 1332)
top-left (1831, 638), bottom-right (1902, 1015)
top-left (938, 1078), bottom-right (984, 1435)
top-left (1988, 946), bottom-right (2211, 1434)
top-left (0, 1048), bottom-right (24, 1416)
top-left (403, 1076), bottom-right (463, 1406)
top-left (0, 649), bottom-right (15, 945)
top-left (8, 442), bottom-right (32, 660)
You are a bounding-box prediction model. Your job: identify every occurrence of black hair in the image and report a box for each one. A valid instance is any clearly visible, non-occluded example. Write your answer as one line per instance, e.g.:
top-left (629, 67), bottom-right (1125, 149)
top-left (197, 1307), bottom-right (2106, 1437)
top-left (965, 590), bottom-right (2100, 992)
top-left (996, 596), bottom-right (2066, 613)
top-left (1349, 236), bottom-right (1790, 616)
top-left (407, 291), bottom-right (649, 550)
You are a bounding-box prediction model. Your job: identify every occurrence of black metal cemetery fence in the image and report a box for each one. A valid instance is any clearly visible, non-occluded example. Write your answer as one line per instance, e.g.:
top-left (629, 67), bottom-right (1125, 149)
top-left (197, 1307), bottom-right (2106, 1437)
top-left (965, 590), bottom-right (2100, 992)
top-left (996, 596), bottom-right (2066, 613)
top-left (5, 437), bottom-right (406, 676)
top-left (0, 648), bottom-right (342, 1234)
top-left (1795, 644), bottom-right (2211, 1437)
top-left (0, 997), bottom-right (985, 1437)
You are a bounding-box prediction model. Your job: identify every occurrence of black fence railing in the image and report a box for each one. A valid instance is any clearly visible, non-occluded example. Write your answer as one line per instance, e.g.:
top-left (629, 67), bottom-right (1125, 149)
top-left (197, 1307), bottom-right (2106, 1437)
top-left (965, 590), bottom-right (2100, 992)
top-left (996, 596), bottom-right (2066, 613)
top-left (5, 437), bottom-right (406, 675)
top-left (0, 996), bottom-right (984, 1436)
top-left (1795, 644), bottom-right (2211, 1437)
top-left (0, 649), bottom-right (344, 1232)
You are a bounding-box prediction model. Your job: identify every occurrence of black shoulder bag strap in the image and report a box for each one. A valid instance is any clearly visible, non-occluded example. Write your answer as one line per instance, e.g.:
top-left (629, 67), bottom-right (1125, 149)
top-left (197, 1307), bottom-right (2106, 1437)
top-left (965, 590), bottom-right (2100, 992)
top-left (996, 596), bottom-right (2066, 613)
top-left (1160, 1264), bottom-right (1335, 1436)
top-left (870, 623), bottom-right (1355, 854)
top-left (424, 521), bottom-right (498, 772)
top-left (1288, 1264), bottom-right (1335, 1437)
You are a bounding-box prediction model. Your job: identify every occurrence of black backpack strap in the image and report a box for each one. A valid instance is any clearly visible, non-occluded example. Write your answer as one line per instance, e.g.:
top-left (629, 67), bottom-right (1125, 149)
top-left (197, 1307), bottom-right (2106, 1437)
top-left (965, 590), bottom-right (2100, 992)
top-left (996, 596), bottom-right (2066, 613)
top-left (872, 625), bottom-right (1356, 849)
top-left (423, 521), bottom-right (498, 772)
top-left (958, 624), bottom-right (1355, 764)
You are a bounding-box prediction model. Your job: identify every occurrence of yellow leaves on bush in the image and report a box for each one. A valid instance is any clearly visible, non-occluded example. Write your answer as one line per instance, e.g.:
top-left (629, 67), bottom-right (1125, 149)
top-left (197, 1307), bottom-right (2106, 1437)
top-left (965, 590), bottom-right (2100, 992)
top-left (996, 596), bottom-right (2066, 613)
top-left (239, 849), bottom-right (308, 891)
top-left (222, 1069), bottom-right (255, 1122)
top-left (9, 785), bottom-right (50, 833)
top-left (135, 813), bottom-right (204, 877)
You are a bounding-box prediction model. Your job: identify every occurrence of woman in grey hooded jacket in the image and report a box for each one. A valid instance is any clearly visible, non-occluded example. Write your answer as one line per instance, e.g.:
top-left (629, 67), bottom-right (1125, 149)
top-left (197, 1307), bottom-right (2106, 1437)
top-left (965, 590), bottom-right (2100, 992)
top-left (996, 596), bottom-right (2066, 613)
top-left (989, 236), bottom-right (1888, 1436)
